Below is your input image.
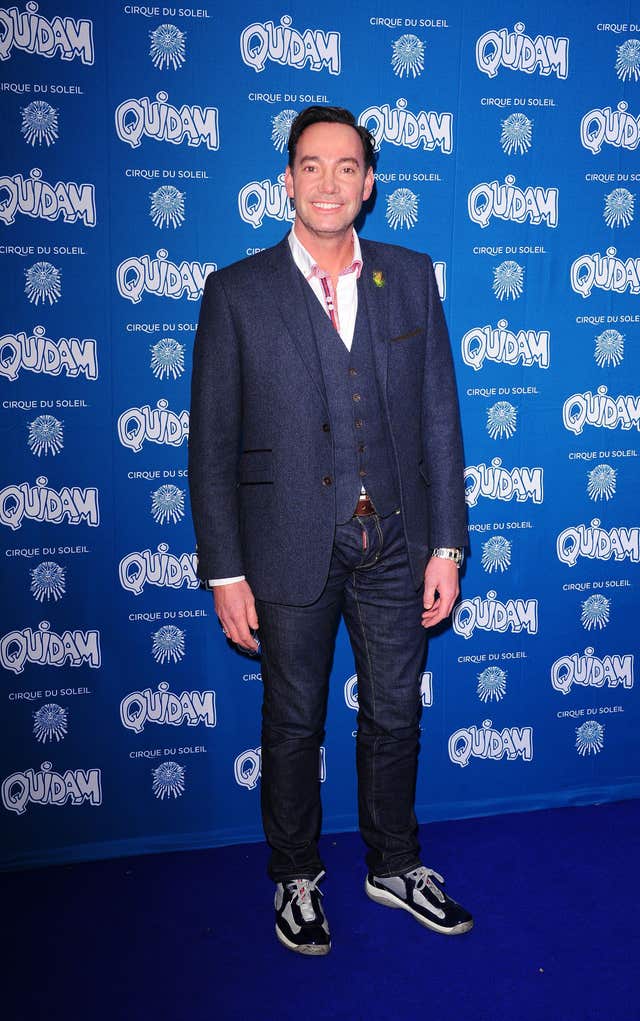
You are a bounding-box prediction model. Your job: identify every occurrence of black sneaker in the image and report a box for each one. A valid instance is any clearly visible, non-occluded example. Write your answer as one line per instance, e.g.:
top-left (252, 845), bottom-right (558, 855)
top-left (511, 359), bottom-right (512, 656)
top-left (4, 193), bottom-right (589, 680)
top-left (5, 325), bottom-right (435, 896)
top-left (365, 865), bottom-right (473, 935)
top-left (274, 871), bottom-right (331, 955)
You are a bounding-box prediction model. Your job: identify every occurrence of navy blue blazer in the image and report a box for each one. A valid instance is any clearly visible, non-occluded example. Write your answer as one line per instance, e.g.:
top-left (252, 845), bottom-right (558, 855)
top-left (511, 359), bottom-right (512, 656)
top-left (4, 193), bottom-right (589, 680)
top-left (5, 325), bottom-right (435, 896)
top-left (188, 235), bottom-right (467, 605)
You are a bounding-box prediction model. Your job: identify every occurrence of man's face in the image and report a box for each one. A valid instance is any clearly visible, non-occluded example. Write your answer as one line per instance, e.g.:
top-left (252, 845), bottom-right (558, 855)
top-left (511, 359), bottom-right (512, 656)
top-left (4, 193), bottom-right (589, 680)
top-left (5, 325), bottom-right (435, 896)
top-left (284, 121), bottom-right (374, 245)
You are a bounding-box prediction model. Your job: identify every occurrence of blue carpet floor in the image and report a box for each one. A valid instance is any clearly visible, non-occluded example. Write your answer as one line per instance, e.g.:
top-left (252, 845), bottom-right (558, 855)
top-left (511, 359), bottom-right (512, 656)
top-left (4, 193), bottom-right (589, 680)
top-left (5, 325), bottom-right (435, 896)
top-left (4, 800), bottom-right (640, 1021)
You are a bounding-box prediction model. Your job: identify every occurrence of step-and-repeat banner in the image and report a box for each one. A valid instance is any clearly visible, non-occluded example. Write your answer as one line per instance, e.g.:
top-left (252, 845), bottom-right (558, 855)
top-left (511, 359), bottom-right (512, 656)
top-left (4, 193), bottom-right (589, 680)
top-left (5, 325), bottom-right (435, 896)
top-left (1, 1), bottom-right (639, 868)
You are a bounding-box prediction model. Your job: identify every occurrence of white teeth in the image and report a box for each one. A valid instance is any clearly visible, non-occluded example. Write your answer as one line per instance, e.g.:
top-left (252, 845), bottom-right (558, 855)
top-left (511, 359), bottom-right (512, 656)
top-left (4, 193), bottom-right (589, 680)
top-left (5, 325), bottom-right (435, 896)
top-left (314, 202), bottom-right (340, 209)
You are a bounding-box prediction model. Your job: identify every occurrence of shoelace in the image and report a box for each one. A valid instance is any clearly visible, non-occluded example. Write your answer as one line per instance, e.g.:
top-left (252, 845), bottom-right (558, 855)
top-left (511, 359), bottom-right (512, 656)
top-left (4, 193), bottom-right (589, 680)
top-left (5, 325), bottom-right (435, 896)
top-left (406, 865), bottom-right (446, 904)
top-left (286, 870), bottom-right (325, 923)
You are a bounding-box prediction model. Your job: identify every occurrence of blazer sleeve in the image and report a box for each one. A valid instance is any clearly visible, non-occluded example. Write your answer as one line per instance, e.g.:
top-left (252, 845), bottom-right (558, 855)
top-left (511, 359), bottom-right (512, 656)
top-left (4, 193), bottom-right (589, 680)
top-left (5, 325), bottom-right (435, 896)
top-left (188, 270), bottom-right (245, 581)
top-left (421, 255), bottom-right (468, 549)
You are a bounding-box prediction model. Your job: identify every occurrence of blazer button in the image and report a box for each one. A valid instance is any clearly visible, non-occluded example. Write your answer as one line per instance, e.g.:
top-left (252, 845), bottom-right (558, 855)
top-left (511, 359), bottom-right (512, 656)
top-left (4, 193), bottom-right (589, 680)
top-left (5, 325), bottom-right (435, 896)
top-left (322, 475), bottom-right (333, 486)
top-left (322, 422), bottom-right (331, 432)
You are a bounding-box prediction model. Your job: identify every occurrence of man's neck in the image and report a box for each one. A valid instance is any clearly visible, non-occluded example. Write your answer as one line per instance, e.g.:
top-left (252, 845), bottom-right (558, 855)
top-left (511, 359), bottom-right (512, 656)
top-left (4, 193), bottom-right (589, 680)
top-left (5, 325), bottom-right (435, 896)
top-left (293, 223), bottom-right (355, 282)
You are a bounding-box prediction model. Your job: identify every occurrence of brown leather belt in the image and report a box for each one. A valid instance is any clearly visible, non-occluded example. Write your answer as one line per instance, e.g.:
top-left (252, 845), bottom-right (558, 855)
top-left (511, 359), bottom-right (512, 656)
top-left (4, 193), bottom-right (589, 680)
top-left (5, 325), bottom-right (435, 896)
top-left (353, 495), bottom-right (376, 517)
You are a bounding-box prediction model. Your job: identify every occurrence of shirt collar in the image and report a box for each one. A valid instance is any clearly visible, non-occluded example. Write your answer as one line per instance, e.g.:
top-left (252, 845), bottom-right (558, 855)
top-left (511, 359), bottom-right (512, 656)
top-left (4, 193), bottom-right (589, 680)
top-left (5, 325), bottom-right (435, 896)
top-left (288, 227), bottom-right (363, 281)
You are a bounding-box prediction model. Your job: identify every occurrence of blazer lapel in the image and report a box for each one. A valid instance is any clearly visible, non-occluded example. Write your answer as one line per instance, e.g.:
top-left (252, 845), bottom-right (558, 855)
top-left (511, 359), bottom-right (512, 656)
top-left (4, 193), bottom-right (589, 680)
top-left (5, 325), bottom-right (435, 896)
top-left (359, 242), bottom-right (390, 396)
top-left (265, 238), bottom-right (328, 407)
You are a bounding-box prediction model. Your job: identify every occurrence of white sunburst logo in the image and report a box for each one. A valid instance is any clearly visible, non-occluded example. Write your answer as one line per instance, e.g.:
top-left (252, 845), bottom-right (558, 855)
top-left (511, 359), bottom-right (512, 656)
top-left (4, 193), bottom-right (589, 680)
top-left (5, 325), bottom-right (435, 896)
top-left (151, 624), bottom-right (186, 664)
top-left (615, 38), bottom-right (640, 82)
top-left (149, 185), bottom-right (185, 229)
top-left (492, 260), bottom-right (524, 301)
top-left (21, 100), bottom-right (59, 146)
top-left (587, 463), bottom-right (616, 502)
top-left (575, 720), bottom-right (604, 756)
top-left (149, 23), bottom-right (186, 70)
top-left (594, 328), bottom-right (624, 368)
top-left (386, 188), bottom-right (419, 229)
top-left (150, 337), bottom-right (185, 380)
top-left (271, 109), bottom-right (297, 153)
top-left (25, 262), bottom-right (61, 305)
top-left (603, 188), bottom-right (635, 228)
top-left (33, 703), bottom-right (68, 743)
top-left (481, 535), bottom-right (512, 574)
top-left (486, 401), bottom-right (517, 439)
top-left (477, 666), bottom-right (507, 703)
top-left (152, 760), bottom-right (186, 799)
top-left (27, 414), bottom-right (64, 456)
top-left (30, 561), bottom-right (66, 602)
top-left (391, 34), bottom-right (425, 78)
top-left (150, 484), bottom-right (185, 524)
top-left (581, 595), bottom-right (611, 631)
top-left (500, 113), bottom-right (532, 155)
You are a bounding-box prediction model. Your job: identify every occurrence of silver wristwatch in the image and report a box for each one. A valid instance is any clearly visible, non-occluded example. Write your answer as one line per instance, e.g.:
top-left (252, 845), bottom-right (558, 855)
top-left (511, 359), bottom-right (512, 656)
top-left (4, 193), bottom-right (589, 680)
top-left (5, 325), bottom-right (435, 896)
top-left (431, 546), bottom-right (464, 567)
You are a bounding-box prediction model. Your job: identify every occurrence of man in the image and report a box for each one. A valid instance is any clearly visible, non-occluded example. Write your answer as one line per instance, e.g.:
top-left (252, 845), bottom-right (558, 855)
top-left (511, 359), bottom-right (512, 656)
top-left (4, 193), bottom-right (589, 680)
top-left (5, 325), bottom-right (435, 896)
top-left (189, 106), bottom-right (472, 955)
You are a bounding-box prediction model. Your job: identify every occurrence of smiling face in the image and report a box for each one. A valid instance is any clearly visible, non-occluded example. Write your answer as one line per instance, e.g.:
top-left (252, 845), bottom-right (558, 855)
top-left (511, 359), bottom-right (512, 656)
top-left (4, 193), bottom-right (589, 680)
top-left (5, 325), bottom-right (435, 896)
top-left (284, 121), bottom-right (374, 248)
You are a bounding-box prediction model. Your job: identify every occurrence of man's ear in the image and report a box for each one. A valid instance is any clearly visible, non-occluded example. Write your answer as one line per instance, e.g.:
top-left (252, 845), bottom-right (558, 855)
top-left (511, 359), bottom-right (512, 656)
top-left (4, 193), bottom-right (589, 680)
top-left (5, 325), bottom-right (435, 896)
top-left (363, 165), bottom-right (374, 201)
top-left (284, 164), bottom-right (294, 200)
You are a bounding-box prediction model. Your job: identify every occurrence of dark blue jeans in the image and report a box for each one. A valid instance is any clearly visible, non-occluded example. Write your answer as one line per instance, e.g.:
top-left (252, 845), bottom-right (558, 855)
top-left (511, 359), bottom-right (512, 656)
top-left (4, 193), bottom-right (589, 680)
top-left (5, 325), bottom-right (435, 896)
top-left (256, 509), bottom-right (427, 883)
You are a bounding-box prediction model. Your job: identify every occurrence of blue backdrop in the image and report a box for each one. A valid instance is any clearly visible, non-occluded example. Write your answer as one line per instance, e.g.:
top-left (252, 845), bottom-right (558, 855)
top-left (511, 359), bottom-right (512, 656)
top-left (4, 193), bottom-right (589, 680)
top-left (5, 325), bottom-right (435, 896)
top-left (1, 0), bottom-right (639, 869)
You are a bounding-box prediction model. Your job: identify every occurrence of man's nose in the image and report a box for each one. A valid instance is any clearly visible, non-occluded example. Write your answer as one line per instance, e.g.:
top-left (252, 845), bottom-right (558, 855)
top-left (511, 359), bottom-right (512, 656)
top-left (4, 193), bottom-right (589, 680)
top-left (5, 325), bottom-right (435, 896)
top-left (319, 170), bottom-right (338, 193)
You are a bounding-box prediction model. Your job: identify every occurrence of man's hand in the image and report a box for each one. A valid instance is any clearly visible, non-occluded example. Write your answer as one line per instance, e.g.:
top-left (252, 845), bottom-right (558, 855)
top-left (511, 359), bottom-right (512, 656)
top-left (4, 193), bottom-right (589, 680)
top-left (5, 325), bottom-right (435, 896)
top-left (421, 556), bottom-right (460, 629)
top-left (213, 579), bottom-right (259, 652)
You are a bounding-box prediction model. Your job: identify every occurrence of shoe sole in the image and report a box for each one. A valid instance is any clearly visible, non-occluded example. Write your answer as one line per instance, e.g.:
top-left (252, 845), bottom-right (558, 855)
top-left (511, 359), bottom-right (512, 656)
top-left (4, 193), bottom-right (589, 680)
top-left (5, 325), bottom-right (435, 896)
top-left (275, 925), bottom-right (331, 956)
top-left (365, 877), bottom-right (473, 936)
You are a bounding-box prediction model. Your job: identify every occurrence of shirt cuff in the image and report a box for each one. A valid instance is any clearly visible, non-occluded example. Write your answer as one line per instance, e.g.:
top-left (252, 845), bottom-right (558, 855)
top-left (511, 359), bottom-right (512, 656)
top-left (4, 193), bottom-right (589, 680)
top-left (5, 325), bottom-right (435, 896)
top-left (207, 576), bottom-right (246, 586)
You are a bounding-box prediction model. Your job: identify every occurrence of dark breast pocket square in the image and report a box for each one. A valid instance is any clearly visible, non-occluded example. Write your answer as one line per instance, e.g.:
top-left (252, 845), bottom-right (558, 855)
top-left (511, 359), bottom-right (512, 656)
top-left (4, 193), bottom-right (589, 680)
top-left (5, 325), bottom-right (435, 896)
top-left (389, 327), bottom-right (424, 343)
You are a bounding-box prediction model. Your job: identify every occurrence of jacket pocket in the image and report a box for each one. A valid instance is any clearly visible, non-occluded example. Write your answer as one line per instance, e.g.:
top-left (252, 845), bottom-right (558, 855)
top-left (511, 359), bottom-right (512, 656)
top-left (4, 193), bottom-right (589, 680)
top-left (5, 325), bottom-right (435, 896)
top-left (389, 327), bottom-right (424, 343)
top-left (418, 459), bottom-right (430, 486)
top-left (238, 448), bottom-right (274, 485)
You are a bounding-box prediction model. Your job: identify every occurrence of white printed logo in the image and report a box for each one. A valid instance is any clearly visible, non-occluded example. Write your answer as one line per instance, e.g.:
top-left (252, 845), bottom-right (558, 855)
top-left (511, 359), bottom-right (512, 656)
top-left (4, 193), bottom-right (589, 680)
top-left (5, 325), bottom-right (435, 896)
top-left (580, 102), bottom-right (639, 155)
top-left (500, 113), bottom-right (532, 155)
top-left (0, 476), bottom-right (100, 530)
top-left (562, 386), bottom-right (640, 435)
top-left (151, 625), bottom-right (185, 663)
top-left (571, 248), bottom-right (640, 298)
top-left (385, 187), bottom-right (418, 229)
top-left (271, 109), bottom-right (296, 153)
top-left (587, 463), bottom-right (616, 502)
top-left (359, 99), bottom-right (453, 153)
top-left (469, 176), bottom-right (558, 229)
top-left (552, 648), bottom-right (632, 694)
top-left (464, 458), bottom-right (543, 508)
top-left (30, 560), bottom-right (65, 602)
top-left (151, 484), bottom-right (185, 524)
top-left (240, 16), bottom-right (341, 75)
top-left (0, 169), bottom-right (95, 226)
top-left (25, 261), bottom-right (61, 305)
top-left (119, 543), bottom-right (199, 595)
top-left (493, 260), bottom-right (524, 301)
top-left (0, 326), bottom-right (98, 381)
top-left (118, 399), bottom-right (189, 452)
top-left (556, 519), bottom-right (639, 567)
top-left (0, 621), bottom-right (101, 674)
top-left (149, 24), bottom-right (186, 70)
top-left (486, 401), bottom-right (517, 440)
top-left (120, 682), bottom-right (215, 733)
top-left (481, 535), bottom-right (511, 574)
top-left (234, 745), bottom-right (326, 789)
top-left (461, 320), bottom-right (550, 371)
top-left (152, 760), bottom-right (185, 799)
top-left (594, 329), bottom-right (624, 368)
top-left (391, 34), bottom-right (424, 78)
top-left (27, 414), bottom-right (63, 456)
top-left (115, 92), bottom-right (218, 150)
top-left (615, 39), bottom-right (640, 82)
top-left (343, 671), bottom-right (432, 709)
top-left (238, 174), bottom-right (294, 228)
top-left (117, 249), bottom-right (215, 303)
top-left (149, 185), bottom-right (185, 229)
top-left (576, 721), bottom-right (604, 756)
top-left (453, 590), bottom-right (538, 639)
top-left (581, 595), bottom-right (611, 631)
top-left (603, 188), bottom-right (634, 228)
top-left (21, 100), bottom-right (58, 146)
top-left (33, 703), bottom-right (67, 742)
top-left (2, 762), bottom-right (101, 816)
top-left (449, 720), bottom-right (533, 767)
top-left (477, 666), bottom-right (507, 703)
top-left (475, 22), bottom-right (568, 79)
top-left (0, 4), bottom-right (94, 64)
top-left (150, 337), bottom-right (184, 380)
